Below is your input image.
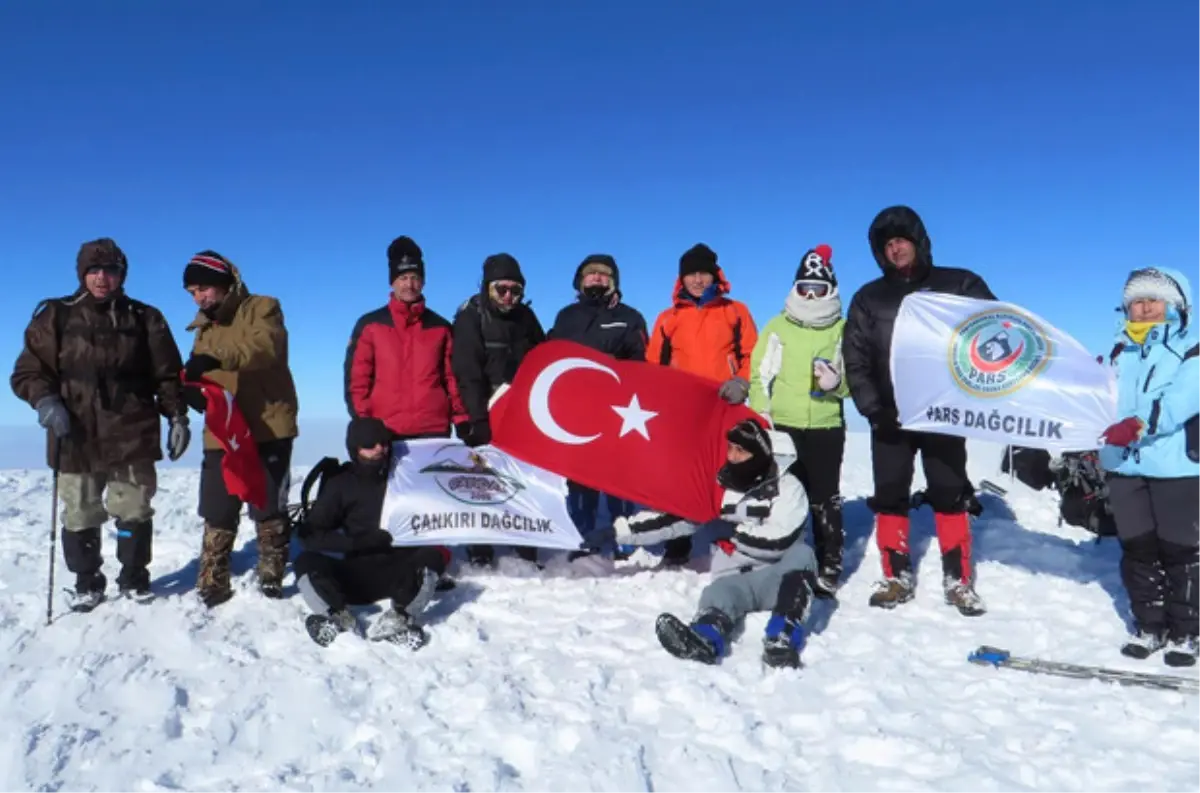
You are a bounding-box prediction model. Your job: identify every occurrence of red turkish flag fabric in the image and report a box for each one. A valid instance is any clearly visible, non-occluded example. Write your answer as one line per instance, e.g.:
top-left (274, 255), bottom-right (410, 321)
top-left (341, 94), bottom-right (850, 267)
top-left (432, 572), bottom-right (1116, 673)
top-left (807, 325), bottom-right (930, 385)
top-left (182, 374), bottom-right (267, 510)
top-left (489, 340), bottom-right (763, 523)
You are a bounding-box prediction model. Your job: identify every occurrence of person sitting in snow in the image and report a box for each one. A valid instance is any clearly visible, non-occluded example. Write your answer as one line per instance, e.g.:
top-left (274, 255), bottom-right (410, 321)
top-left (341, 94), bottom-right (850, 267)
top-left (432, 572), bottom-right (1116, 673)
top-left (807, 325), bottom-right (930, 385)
top-left (614, 419), bottom-right (817, 668)
top-left (293, 416), bottom-right (450, 649)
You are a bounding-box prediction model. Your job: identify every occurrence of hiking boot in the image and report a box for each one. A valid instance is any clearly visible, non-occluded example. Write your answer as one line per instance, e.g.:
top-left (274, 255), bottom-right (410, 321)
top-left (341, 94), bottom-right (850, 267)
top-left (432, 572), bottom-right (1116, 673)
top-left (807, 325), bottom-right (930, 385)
top-left (255, 518), bottom-right (290, 598)
top-left (115, 519), bottom-right (154, 602)
top-left (1163, 635), bottom-right (1198, 668)
top-left (656, 608), bottom-right (733, 664)
top-left (762, 614), bottom-right (805, 669)
top-left (67, 572), bottom-right (107, 613)
top-left (197, 525), bottom-right (236, 608)
top-left (305, 608), bottom-right (359, 647)
top-left (868, 572), bottom-right (914, 609)
top-left (943, 577), bottom-right (986, 616)
top-left (1120, 627), bottom-right (1167, 659)
top-left (367, 607), bottom-right (429, 650)
top-left (813, 565), bottom-right (841, 599)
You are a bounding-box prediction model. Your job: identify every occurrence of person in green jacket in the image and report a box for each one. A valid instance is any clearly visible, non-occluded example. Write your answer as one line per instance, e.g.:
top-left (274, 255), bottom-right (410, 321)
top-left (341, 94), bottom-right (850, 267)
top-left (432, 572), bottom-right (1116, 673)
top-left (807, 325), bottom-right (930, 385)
top-left (748, 244), bottom-right (849, 598)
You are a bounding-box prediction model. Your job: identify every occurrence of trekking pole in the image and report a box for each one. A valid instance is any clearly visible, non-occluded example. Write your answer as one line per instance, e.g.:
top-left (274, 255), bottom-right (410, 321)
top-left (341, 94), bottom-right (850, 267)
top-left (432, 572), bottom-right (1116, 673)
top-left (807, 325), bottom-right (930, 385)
top-left (46, 438), bottom-right (61, 627)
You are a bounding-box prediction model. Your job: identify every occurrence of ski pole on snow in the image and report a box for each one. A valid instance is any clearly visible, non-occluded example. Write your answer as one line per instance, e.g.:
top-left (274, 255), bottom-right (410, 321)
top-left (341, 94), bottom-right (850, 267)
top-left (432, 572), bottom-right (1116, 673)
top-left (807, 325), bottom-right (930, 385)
top-left (46, 438), bottom-right (61, 627)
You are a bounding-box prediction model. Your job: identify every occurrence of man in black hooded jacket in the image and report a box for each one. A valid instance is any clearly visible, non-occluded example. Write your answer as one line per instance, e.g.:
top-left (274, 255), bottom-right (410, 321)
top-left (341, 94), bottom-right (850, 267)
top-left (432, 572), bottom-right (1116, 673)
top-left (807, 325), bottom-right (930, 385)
top-left (294, 416), bottom-right (450, 648)
top-left (548, 254), bottom-right (649, 547)
top-left (843, 205), bottom-right (995, 615)
top-left (451, 253), bottom-right (545, 567)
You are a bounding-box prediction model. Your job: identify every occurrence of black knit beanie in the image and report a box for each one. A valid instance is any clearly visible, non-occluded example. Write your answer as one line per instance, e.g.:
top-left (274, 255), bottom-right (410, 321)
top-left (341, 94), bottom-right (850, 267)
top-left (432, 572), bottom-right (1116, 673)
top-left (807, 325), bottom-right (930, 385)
top-left (679, 243), bottom-right (719, 278)
top-left (183, 250), bottom-right (236, 290)
top-left (483, 253), bottom-right (525, 286)
top-left (388, 236), bottom-right (425, 282)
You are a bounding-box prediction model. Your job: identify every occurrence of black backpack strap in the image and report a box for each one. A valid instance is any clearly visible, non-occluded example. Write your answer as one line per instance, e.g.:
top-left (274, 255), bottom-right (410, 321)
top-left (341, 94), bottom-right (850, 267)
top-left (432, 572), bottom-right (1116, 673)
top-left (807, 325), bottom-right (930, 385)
top-left (1108, 342), bottom-right (1124, 365)
top-left (290, 456), bottom-right (347, 525)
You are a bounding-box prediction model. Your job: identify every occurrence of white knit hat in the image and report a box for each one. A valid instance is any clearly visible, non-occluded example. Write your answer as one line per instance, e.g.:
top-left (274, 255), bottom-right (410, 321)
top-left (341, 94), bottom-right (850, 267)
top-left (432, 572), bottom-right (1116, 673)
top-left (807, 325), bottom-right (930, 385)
top-left (1122, 268), bottom-right (1187, 312)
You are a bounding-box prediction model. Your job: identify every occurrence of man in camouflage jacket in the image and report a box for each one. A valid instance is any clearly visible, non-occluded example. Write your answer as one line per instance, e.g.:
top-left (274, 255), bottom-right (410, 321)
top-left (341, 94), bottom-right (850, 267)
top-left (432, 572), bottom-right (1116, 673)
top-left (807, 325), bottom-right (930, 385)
top-left (10, 238), bottom-right (190, 611)
top-left (180, 251), bottom-right (299, 607)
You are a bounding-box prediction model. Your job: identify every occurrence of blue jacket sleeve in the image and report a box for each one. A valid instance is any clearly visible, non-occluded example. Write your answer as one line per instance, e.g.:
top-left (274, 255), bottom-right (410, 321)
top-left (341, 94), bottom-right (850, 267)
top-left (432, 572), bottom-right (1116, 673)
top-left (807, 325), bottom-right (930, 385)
top-left (1138, 345), bottom-right (1199, 437)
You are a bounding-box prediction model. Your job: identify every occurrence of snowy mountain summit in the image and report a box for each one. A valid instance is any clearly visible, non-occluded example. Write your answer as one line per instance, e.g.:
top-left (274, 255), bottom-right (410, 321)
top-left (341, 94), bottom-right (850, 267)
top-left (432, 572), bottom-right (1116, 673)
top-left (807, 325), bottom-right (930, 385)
top-left (2, 436), bottom-right (1196, 791)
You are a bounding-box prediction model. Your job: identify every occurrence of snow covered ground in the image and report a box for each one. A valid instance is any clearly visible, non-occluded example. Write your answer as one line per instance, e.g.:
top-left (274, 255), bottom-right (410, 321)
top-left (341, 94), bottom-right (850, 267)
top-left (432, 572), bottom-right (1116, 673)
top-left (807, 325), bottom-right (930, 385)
top-left (1, 434), bottom-right (1197, 791)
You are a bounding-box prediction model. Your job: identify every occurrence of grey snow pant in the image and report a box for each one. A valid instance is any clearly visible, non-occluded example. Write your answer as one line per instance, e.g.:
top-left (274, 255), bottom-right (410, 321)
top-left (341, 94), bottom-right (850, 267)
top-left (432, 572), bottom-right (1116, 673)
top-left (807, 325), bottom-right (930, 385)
top-left (1108, 474), bottom-right (1199, 640)
top-left (697, 541), bottom-right (819, 623)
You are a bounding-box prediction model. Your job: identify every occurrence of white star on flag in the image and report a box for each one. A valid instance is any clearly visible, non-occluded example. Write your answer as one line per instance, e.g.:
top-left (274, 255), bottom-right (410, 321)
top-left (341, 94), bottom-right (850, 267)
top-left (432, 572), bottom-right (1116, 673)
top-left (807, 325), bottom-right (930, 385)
top-left (611, 394), bottom-right (657, 439)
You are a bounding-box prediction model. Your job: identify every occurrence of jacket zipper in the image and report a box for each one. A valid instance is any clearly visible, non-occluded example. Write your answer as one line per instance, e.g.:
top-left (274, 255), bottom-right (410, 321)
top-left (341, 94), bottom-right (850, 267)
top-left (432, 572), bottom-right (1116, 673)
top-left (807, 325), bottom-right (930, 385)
top-left (1143, 365), bottom-right (1156, 393)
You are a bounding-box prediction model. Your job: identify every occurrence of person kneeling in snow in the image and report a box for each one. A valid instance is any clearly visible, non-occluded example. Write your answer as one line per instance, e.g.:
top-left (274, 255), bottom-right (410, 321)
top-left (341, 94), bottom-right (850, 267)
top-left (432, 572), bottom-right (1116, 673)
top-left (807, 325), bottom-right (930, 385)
top-left (615, 419), bottom-right (817, 668)
top-left (294, 416), bottom-right (449, 649)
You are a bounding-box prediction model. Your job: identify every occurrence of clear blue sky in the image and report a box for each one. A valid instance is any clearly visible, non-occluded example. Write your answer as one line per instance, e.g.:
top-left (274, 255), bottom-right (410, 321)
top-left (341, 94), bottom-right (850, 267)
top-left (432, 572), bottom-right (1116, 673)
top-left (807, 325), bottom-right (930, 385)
top-left (0, 1), bottom-right (1195, 438)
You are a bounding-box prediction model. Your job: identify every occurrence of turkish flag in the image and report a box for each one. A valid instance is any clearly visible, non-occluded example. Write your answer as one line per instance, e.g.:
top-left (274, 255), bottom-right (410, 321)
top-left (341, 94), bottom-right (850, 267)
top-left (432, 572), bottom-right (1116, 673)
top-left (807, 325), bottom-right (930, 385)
top-left (489, 340), bottom-right (763, 523)
top-left (182, 374), bottom-right (268, 510)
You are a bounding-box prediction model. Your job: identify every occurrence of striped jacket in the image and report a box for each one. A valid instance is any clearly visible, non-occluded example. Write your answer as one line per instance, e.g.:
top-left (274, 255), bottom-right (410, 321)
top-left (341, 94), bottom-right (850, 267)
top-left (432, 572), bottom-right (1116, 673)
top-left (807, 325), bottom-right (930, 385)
top-left (615, 468), bottom-right (810, 578)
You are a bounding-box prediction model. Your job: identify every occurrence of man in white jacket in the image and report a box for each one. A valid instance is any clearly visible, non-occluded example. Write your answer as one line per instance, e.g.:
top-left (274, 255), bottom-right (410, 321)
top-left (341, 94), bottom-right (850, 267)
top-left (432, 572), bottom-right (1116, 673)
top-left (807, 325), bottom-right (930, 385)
top-left (614, 419), bottom-right (816, 668)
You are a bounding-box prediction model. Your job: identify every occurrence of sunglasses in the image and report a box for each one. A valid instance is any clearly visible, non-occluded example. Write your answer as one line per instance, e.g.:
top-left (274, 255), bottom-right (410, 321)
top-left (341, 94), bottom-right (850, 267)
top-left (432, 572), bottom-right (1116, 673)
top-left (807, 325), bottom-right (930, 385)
top-left (86, 264), bottom-right (123, 276)
top-left (493, 284), bottom-right (523, 298)
top-left (794, 280), bottom-right (831, 299)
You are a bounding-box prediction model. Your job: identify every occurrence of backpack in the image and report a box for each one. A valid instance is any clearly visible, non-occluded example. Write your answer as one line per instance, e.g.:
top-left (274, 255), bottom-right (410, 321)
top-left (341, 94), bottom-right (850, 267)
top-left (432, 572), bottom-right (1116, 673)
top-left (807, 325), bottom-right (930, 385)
top-left (1052, 451), bottom-right (1117, 537)
top-left (286, 456), bottom-right (349, 529)
top-left (1001, 445), bottom-right (1116, 538)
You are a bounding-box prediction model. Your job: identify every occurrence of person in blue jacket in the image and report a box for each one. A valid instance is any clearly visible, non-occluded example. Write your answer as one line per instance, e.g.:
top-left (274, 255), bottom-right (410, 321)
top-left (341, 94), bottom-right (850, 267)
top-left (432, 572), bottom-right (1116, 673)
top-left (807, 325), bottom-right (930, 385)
top-left (1100, 266), bottom-right (1198, 668)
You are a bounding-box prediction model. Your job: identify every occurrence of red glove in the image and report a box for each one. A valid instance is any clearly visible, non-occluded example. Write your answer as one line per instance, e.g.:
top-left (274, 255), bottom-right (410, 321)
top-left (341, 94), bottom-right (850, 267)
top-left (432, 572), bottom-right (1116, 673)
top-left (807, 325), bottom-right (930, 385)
top-left (1101, 417), bottom-right (1144, 447)
top-left (715, 539), bottom-right (737, 556)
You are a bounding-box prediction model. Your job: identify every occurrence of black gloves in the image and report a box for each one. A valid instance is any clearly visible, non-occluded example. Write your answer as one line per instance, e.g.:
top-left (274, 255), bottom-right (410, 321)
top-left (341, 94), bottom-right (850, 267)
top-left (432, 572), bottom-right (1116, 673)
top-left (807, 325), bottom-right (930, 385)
top-left (456, 420), bottom-right (492, 448)
top-left (353, 528), bottom-right (394, 552)
top-left (183, 386), bottom-right (208, 414)
top-left (183, 353), bottom-right (221, 382)
top-left (869, 408), bottom-right (902, 438)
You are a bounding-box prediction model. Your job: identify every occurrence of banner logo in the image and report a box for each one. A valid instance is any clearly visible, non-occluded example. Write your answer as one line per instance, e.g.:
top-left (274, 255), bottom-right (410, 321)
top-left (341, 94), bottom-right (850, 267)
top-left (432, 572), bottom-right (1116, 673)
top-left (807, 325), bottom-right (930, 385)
top-left (418, 445), bottom-right (525, 506)
top-left (948, 309), bottom-right (1052, 397)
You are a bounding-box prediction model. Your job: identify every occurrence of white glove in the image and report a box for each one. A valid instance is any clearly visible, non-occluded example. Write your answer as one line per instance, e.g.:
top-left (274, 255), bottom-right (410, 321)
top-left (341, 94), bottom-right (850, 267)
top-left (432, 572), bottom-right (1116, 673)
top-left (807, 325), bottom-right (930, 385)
top-left (813, 358), bottom-right (841, 392)
top-left (613, 516), bottom-right (633, 545)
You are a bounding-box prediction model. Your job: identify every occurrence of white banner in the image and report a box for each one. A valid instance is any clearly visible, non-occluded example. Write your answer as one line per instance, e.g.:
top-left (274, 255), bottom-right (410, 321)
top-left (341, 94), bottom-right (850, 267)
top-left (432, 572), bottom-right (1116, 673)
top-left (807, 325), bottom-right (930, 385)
top-left (382, 439), bottom-right (584, 549)
top-left (890, 293), bottom-right (1117, 452)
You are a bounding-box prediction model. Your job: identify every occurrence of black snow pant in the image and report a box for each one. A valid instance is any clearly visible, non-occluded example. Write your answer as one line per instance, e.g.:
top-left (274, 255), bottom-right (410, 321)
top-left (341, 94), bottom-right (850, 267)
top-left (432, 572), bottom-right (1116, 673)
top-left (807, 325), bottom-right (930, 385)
top-left (1108, 474), bottom-right (1199, 641)
top-left (869, 427), bottom-right (974, 582)
top-left (294, 546), bottom-right (448, 615)
top-left (779, 425), bottom-right (846, 575)
top-left (198, 439), bottom-right (294, 529)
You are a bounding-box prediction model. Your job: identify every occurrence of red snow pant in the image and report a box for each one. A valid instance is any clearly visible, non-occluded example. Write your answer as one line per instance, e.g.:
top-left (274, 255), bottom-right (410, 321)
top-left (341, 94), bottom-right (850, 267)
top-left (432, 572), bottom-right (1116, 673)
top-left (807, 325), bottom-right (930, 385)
top-left (869, 427), bottom-right (973, 584)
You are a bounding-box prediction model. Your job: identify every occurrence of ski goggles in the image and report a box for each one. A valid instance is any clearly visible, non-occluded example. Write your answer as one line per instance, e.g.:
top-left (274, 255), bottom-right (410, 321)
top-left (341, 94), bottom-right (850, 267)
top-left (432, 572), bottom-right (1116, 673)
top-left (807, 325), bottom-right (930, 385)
top-left (794, 280), bottom-right (831, 299)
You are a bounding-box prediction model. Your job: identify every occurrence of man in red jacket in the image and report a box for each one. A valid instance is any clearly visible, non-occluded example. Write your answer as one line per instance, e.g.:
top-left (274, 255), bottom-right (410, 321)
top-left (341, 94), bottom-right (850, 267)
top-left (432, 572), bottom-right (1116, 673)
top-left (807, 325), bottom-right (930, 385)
top-left (344, 236), bottom-right (469, 441)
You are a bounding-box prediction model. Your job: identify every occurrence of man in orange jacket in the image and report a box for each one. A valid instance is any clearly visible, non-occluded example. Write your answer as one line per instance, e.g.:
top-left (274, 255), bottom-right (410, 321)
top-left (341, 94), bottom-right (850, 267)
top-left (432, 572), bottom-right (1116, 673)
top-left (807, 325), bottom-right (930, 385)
top-left (647, 243), bottom-right (758, 565)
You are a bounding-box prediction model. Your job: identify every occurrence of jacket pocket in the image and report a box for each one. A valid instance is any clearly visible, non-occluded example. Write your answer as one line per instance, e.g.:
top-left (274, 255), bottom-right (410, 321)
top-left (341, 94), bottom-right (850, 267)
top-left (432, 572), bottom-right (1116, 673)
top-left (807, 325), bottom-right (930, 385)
top-left (1186, 414), bottom-right (1198, 463)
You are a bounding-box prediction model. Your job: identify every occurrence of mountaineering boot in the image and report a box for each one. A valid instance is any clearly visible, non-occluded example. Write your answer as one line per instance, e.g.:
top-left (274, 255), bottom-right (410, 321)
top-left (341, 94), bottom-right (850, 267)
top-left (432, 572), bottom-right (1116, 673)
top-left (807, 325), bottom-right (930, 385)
top-left (196, 524), bottom-right (236, 608)
top-left (305, 608), bottom-right (360, 647)
top-left (367, 607), bottom-right (429, 650)
top-left (255, 517), bottom-right (290, 598)
top-left (115, 519), bottom-right (154, 602)
top-left (1163, 636), bottom-right (1198, 668)
top-left (62, 527), bottom-right (107, 612)
top-left (868, 570), bottom-right (915, 609)
top-left (934, 512), bottom-right (984, 615)
top-left (763, 569), bottom-right (812, 668)
top-left (869, 514), bottom-right (915, 609)
top-left (656, 608), bottom-right (734, 664)
top-left (943, 577), bottom-right (986, 617)
top-left (811, 497), bottom-right (845, 598)
top-left (762, 615), bottom-right (806, 669)
top-left (1121, 627), bottom-right (1167, 659)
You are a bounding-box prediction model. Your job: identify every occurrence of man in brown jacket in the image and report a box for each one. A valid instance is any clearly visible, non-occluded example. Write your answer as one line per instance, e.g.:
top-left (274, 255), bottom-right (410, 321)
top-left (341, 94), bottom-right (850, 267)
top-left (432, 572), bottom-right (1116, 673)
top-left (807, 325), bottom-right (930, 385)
top-left (10, 238), bottom-right (190, 612)
top-left (180, 251), bottom-right (299, 606)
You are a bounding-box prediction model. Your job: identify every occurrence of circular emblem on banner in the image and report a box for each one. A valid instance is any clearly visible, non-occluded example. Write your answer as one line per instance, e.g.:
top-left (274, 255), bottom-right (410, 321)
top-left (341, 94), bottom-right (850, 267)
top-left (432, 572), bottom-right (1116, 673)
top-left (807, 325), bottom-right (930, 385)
top-left (948, 308), bottom-right (1052, 397)
top-left (419, 446), bottom-right (525, 506)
